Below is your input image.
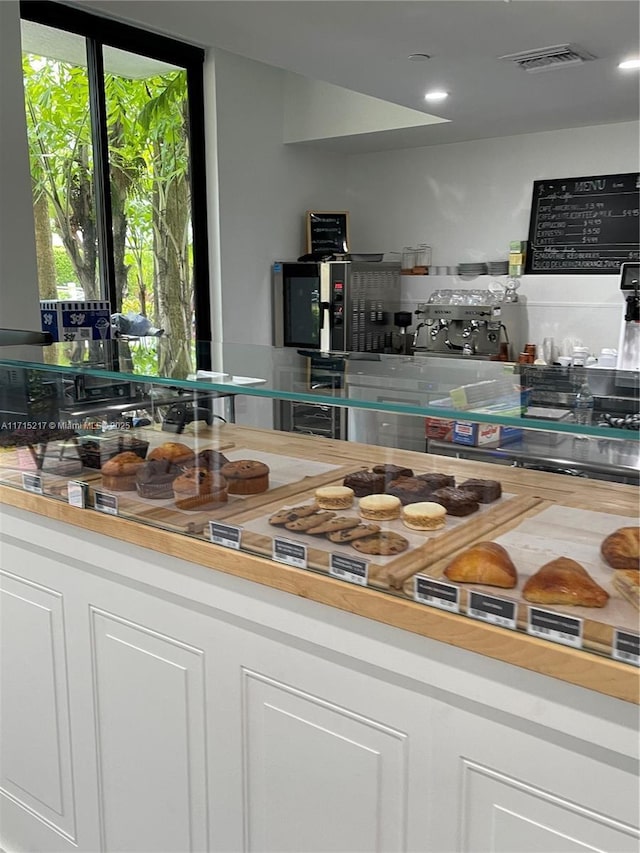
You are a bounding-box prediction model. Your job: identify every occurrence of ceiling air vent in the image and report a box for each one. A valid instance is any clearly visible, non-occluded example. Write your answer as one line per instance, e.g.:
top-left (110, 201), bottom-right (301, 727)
top-left (499, 44), bottom-right (596, 73)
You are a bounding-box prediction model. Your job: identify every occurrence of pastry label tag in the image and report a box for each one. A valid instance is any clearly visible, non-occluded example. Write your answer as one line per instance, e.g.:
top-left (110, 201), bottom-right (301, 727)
top-left (67, 480), bottom-right (88, 508)
top-left (209, 521), bottom-right (242, 550)
top-left (613, 629), bottom-right (640, 667)
top-left (330, 553), bottom-right (368, 586)
top-left (94, 491), bottom-right (118, 516)
top-left (21, 472), bottom-right (43, 495)
top-left (273, 537), bottom-right (307, 569)
top-left (468, 591), bottom-right (516, 629)
top-left (414, 575), bottom-right (460, 613)
top-left (527, 607), bottom-right (582, 649)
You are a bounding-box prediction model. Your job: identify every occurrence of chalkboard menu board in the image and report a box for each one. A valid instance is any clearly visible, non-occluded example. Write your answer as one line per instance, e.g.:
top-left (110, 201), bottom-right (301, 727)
top-left (525, 172), bottom-right (640, 274)
top-left (306, 210), bottom-right (350, 254)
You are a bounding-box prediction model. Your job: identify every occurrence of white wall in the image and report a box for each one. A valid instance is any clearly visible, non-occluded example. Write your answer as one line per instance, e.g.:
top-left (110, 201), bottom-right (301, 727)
top-left (346, 121), bottom-right (640, 357)
top-left (0, 2), bottom-right (41, 335)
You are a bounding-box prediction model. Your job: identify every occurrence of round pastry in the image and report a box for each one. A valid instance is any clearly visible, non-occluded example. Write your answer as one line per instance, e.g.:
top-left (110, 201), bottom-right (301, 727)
top-left (343, 470), bottom-right (385, 497)
top-left (415, 473), bottom-right (456, 491)
top-left (358, 493), bottom-right (402, 521)
top-left (600, 527), bottom-right (640, 570)
top-left (402, 502), bottom-right (447, 531)
top-left (135, 458), bottom-right (182, 499)
top-left (185, 449), bottom-right (229, 471)
top-left (101, 451), bottom-right (146, 491)
top-left (173, 468), bottom-right (228, 510)
top-left (220, 459), bottom-right (270, 494)
top-left (458, 478), bottom-right (502, 503)
top-left (431, 486), bottom-right (479, 517)
top-left (314, 486), bottom-right (354, 510)
top-left (148, 442), bottom-right (195, 466)
top-left (385, 476), bottom-right (434, 505)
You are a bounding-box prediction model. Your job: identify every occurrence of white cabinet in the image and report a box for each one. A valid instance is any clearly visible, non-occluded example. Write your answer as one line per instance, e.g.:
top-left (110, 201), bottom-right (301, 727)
top-left (1, 507), bottom-right (638, 853)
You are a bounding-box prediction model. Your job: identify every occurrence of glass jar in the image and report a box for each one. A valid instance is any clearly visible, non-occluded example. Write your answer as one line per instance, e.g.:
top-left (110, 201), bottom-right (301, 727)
top-left (415, 244), bottom-right (432, 268)
top-left (402, 247), bottom-right (417, 269)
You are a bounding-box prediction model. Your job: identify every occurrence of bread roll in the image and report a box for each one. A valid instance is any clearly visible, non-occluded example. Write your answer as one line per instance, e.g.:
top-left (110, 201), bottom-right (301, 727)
top-left (444, 542), bottom-right (517, 588)
top-left (523, 557), bottom-right (609, 608)
top-left (600, 527), bottom-right (640, 571)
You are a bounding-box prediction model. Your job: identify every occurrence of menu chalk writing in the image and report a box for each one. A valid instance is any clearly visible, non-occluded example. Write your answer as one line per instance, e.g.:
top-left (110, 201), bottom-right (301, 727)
top-left (273, 537), bottom-right (307, 569)
top-left (528, 607), bottom-right (582, 649)
top-left (329, 552), bottom-right (367, 586)
top-left (306, 210), bottom-right (350, 254)
top-left (414, 575), bottom-right (460, 613)
top-left (209, 521), bottom-right (242, 550)
top-left (526, 172), bottom-right (640, 274)
top-left (468, 591), bottom-right (517, 629)
top-left (613, 629), bottom-right (640, 667)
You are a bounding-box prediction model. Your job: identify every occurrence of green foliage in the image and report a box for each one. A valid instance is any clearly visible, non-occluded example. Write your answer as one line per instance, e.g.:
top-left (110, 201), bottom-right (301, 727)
top-left (53, 246), bottom-right (76, 286)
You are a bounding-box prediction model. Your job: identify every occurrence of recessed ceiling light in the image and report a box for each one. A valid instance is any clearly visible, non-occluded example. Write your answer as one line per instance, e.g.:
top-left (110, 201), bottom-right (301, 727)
top-left (425, 90), bottom-right (448, 101)
top-left (618, 58), bottom-right (640, 70)
top-left (408, 53), bottom-right (431, 62)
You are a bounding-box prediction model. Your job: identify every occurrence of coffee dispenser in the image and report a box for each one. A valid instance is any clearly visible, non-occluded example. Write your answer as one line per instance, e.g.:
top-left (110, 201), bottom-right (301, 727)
top-left (616, 263), bottom-right (640, 371)
top-left (412, 289), bottom-right (523, 358)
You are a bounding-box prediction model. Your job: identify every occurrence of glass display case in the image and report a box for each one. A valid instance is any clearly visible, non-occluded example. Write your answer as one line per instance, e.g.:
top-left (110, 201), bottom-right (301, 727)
top-left (0, 342), bottom-right (638, 668)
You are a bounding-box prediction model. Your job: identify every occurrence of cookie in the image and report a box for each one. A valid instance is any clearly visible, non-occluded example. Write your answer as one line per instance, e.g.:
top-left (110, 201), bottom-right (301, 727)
top-left (327, 523), bottom-right (381, 543)
top-left (315, 486), bottom-right (354, 510)
top-left (285, 511), bottom-right (336, 532)
top-left (352, 531), bottom-right (409, 555)
top-left (306, 516), bottom-right (361, 535)
top-left (269, 503), bottom-right (320, 525)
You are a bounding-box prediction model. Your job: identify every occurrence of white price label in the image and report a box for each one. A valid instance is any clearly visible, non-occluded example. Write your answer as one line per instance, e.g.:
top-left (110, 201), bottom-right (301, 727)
top-left (94, 491), bottom-right (118, 516)
top-left (468, 592), bottom-right (516, 630)
top-left (209, 521), bottom-right (242, 550)
top-left (273, 537), bottom-right (307, 569)
top-left (329, 553), bottom-right (368, 586)
top-left (414, 576), bottom-right (460, 613)
top-left (528, 607), bottom-right (582, 649)
top-left (21, 472), bottom-right (43, 494)
top-left (67, 480), bottom-right (87, 508)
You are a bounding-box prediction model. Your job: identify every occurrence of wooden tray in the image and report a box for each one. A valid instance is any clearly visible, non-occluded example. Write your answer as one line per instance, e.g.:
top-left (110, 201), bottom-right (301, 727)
top-left (402, 505), bottom-right (640, 656)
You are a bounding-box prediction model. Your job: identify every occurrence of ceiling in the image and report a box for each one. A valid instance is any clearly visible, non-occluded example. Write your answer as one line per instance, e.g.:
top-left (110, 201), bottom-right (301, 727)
top-left (73, 0), bottom-right (640, 152)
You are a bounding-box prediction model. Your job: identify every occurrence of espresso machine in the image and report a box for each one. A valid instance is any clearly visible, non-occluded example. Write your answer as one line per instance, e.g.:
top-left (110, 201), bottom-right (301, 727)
top-left (616, 263), bottom-right (640, 372)
top-left (412, 289), bottom-right (523, 359)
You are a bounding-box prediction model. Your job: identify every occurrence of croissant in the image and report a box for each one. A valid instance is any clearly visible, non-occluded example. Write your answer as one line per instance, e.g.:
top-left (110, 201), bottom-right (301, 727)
top-left (600, 527), bottom-right (640, 571)
top-left (612, 570), bottom-right (640, 612)
top-left (523, 557), bottom-right (608, 608)
top-left (444, 541), bottom-right (517, 588)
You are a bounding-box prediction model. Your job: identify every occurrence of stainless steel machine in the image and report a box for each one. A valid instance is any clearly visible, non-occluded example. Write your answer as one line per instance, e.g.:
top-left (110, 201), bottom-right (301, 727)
top-left (412, 289), bottom-right (524, 359)
top-left (616, 262), bottom-right (640, 372)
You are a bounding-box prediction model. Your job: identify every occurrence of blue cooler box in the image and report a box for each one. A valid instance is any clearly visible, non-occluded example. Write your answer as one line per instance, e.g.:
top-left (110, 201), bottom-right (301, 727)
top-left (40, 300), bottom-right (111, 342)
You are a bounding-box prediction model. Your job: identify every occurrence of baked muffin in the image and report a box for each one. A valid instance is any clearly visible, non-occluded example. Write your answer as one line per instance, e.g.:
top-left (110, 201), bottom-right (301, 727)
top-left (101, 451), bottom-right (146, 491)
top-left (136, 458), bottom-right (182, 499)
top-left (185, 449), bottom-right (230, 471)
top-left (148, 441), bottom-right (195, 466)
top-left (385, 476), bottom-right (434, 505)
top-left (220, 459), bottom-right (270, 494)
top-left (431, 486), bottom-right (479, 517)
top-left (343, 470), bottom-right (385, 497)
top-left (457, 478), bottom-right (502, 503)
top-left (173, 468), bottom-right (228, 510)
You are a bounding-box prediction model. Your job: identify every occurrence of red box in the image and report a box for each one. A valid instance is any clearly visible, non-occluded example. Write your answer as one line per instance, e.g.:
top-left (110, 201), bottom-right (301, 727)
top-left (425, 417), bottom-right (455, 441)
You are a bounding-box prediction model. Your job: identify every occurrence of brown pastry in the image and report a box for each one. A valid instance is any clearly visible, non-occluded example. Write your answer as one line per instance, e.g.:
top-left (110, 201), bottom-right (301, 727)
top-left (415, 473), bottom-right (455, 491)
top-left (431, 487), bottom-right (479, 517)
top-left (135, 458), bottom-right (182, 499)
top-left (101, 451), bottom-right (146, 491)
top-left (612, 570), bottom-right (640, 611)
top-left (185, 449), bottom-right (230, 471)
top-left (269, 503), bottom-right (320, 525)
top-left (523, 557), bottom-right (609, 608)
top-left (221, 459), bottom-right (270, 494)
top-left (326, 523), bottom-right (381, 543)
top-left (173, 468), bottom-right (228, 510)
top-left (444, 542), bottom-right (517, 588)
top-left (600, 527), bottom-right (640, 571)
top-left (385, 476), bottom-right (434, 505)
top-left (457, 478), bottom-right (502, 503)
top-left (284, 511), bottom-right (336, 532)
top-left (352, 531), bottom-right (409, 556)
top-left (372, 464), bottom-right (414, 481)
top-left (148, 442), bottom-right (195, 466)
top-left (343, 470), bottom-right (385, 497)
top-left (306, 516), bottom-right (361, 536)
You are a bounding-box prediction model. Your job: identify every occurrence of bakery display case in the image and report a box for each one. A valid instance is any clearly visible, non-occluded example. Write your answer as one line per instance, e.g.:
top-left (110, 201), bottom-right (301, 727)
top-left (0, 343), bottom-right (638, 682)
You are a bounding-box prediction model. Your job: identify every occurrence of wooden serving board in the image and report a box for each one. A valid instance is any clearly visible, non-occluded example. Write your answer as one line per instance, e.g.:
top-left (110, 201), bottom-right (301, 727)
top-left (403, 505), bottom-right (640, 656)
top-left (233, 492), bottom-right (544, 591)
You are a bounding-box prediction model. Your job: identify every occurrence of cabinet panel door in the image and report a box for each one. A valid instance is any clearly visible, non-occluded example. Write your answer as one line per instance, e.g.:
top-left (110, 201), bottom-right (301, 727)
top-left (243, 669), bottom-right (407, 853)
top-left (461, 759), bottom-right (639, 853)
top-left (0, 570), bottom-right (76, 842)
top-left (90, 608), bottom-right (208, 853)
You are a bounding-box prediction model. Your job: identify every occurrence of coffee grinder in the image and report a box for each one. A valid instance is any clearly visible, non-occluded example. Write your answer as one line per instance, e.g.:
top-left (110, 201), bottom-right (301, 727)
top-left (616, 263), bottom-right (640, 371)
top-left (392, 311), bottom-right (414, 355)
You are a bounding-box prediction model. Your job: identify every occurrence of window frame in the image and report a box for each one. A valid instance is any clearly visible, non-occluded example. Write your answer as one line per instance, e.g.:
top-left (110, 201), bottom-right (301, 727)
top-left (20, 0), bottom-right (212, 369)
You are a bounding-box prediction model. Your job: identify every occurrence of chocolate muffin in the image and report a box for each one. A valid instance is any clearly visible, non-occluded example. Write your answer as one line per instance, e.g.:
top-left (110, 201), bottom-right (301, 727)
top-left (343, 470), bottom-right (385, 497)
top-left (372, 464), bottom-right (414, 482)
top-left (431, 487), bottom-right (479, 517)
top-left (136, 458), bottom-right (182, 499)
top-left (386, 476), bottom-right (434, 505)
top-left (458, 478), bottom-right (502, 503)
top-left (415, 472), bottom-right (456, 491)
top-left (185, 449), bottom-right (230, 471)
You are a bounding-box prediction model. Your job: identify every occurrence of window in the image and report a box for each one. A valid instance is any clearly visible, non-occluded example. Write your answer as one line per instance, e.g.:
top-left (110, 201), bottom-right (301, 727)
top-left (20, 1), bottom-right (211, 374)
